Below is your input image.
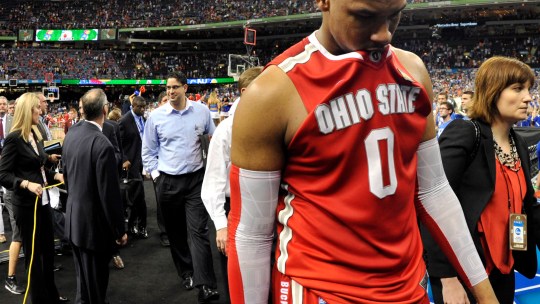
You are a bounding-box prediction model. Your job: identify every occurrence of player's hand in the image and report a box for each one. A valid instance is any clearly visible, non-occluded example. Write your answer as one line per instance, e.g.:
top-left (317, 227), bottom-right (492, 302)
top-left (441, 277), bottom-right (470, 304)
top-left (216, 228), bottom-right (227, 256)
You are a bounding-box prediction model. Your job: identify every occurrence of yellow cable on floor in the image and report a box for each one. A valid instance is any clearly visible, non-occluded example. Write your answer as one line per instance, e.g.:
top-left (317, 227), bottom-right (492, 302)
top-left (23, 182), bottom-right (64, 304)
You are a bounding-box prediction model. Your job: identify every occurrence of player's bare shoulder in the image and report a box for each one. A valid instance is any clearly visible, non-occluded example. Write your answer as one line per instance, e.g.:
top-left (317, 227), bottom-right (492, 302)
top-left (231, 65), bottom-right (300, 170)
top-left (392, 47), bottom-right (433, 97)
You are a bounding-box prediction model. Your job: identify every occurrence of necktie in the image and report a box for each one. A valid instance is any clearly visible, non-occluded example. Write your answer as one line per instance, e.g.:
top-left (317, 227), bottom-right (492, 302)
top-left (138, 116), bottom-right (144, 137)
top-left (0, 116), bottom-right (4, 140)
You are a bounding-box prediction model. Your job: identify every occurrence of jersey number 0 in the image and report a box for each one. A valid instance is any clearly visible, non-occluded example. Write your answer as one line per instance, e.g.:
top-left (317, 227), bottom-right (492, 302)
top-left (365, 127), bottom-right (397, 199)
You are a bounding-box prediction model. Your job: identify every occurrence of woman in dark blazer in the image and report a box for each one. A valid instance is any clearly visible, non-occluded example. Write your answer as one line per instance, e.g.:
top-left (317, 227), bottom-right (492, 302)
top-left (422, 56), bottom-right (540, 304)
top-left (0, 92), bottom-right (67, 303)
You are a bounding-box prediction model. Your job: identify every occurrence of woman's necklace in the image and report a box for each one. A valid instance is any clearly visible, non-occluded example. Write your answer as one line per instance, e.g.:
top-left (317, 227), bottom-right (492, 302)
top-left (493, 133), bottom-right (521, 172)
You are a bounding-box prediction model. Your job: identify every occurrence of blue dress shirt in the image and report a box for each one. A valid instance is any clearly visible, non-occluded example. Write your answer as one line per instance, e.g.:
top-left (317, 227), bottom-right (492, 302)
top-left (142, 100), bottom-right (215, 176)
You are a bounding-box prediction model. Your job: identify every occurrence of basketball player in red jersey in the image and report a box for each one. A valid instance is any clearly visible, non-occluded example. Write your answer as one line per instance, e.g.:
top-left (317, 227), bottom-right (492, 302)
top-left (228, 1), bottom-right (499, 303)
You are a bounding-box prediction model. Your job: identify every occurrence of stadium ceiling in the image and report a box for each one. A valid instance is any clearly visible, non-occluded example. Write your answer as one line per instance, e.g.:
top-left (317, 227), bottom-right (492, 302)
top-left (120, 1), bottom-right (540, 42)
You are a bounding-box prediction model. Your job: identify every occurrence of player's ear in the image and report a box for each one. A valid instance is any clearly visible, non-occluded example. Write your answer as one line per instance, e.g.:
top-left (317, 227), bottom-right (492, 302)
top-left (316, 0), bottom-right (330, 12)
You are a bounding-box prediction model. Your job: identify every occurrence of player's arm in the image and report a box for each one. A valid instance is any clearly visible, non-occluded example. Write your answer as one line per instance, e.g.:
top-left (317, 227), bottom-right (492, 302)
top-left (395, 49), bottom-right (498, 303)
top-left (228, 66), bottom-right (289, 304)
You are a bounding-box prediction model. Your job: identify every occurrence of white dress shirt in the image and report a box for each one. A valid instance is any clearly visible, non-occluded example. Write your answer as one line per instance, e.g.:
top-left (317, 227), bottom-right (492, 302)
top-left (201, 116), bottom-right (233, 231)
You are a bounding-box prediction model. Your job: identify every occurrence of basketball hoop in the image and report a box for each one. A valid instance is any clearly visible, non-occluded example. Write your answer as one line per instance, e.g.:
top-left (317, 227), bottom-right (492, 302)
top-left (244, 27), bottom-right (256, 57)
top-left (44, 72), bottom-right (54, 86)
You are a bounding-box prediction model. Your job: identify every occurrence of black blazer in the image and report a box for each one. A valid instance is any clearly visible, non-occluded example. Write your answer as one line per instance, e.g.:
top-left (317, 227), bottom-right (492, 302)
top-left (0, 130), bottom-right (56, 207)
top-left (62, 121), bottom-right (125, 252)
top-left (118, 111), bottom-right (144, 178)
top-left (421, 119), bottom-right (540, 279)
top-left (103, 119), bottom-right (123, 171)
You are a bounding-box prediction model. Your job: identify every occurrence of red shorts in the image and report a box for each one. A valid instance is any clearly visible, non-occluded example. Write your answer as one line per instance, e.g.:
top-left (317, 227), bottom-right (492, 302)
top-left (272, 267), bottom-right (324, 304)
top-left (272, 267), bottom-right (430, 304)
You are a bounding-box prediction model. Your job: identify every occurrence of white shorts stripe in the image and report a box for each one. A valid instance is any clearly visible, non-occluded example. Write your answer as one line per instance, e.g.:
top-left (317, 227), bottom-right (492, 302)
top-left (277, 184), bottom-right (295, 274)
top-left (291, 279), bottom-right (303, 304)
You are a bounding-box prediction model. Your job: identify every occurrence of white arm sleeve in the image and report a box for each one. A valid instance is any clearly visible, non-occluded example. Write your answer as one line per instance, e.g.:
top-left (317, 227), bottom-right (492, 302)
top-left (416, 138), bottom-right (487, 287)
top-left (228, 166), bottom-right (281, 304)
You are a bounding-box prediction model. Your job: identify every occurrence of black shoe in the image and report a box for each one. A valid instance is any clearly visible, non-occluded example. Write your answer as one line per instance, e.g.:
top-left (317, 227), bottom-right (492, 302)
top-left (181, 274), bottom-right (194, 290)
top-left (198, 285), bottom-right (219, 303)
top-left (58, 296), bottom-right (70, 303)
top-left (138, 227), bottom-right (148, 239)
top-left (160, 234), bottom-right (170, 247)
top-left (53, 264), bottom-right (63, 272)
top-left (5, 275), bottom-right (25, 294)
top-left (128, 226), bottom-right (138, 236)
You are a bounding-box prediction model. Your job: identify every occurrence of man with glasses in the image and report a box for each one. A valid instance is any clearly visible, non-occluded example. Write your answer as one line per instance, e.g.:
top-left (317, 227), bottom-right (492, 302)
top-left (142, 72), bottom-right (219, 303)
top-left (437, 101), bottom-right (455, 139)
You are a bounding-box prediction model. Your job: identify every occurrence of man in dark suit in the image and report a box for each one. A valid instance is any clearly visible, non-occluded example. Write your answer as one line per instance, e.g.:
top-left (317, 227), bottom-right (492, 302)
top-left (63, 88), bottom-right (127, 304)
top-left (118, 96), bottom-right (148, 238)
top-left (79, 98), bottom-right (126, 270)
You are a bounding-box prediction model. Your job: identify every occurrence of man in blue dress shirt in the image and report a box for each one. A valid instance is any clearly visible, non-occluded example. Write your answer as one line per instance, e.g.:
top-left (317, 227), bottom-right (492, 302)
top-left (142, 71), bottom-right (219, 303)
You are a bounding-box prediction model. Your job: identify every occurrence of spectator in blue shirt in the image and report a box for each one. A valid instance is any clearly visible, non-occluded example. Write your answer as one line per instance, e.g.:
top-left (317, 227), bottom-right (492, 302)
top-left (141, 71), bottom-right (219, 302)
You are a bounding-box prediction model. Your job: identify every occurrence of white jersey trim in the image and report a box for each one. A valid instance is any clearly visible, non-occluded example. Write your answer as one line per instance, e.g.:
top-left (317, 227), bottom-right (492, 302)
top-left (277, 184), bottom-right (295, 274)
top-left (278, 42), bottom-right (319, 73)
top-left (307, 31), bottom-right (364, 61)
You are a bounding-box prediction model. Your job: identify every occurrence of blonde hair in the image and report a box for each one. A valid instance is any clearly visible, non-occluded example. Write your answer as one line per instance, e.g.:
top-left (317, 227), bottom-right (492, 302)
top-left (469, 56), bottom-right (535, 124)
top-left (12, 92), bottom-right (40, 141)
top-left (108, 107), bottom-right (122, 121)
top-left (207, 91), bottom-right (220, 105)
top-left (238, 66), bottom-right (263, 91)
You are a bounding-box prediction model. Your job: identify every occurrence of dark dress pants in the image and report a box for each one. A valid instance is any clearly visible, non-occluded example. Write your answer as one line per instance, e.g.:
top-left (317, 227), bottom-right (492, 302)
top-left (71, 243), bottom-right (112, 304)
top-left (152, 178), bottom-right (167, 237)
top-left (14, 203), bottom-right (60, 304)
top-left (156, 169), bottom-right (217, 287)
top-left (218, 198), bottom-right (231, 302)
top-left (127, 179), bottom-right (147, 229)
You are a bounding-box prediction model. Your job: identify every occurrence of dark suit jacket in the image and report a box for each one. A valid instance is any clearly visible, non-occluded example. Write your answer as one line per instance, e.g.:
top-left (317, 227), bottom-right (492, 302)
top-left (118, 112), bottom-right (144, 178)
top-left (103, 119), bottom-right (123, 172)
top-left (421, 119), bottom-right (540, 279)
top-left (62, 121), bottom-right (125, 252)
top-left (0, 130), bottom-right (56, 207)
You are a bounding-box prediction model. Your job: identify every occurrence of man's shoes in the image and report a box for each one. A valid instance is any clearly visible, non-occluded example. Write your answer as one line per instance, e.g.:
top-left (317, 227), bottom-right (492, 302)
top-left (53, 264), bottom-right (62, 272)
top-left (198, 285), bottom-right (219, 303)
top-left (181, 274), bottom-right (194, 290)
top-left (0, 234), bottom-right (6, 243)
top-left (160, 234), bottom-right (170, 247)
top-left (112, 255), bottom-right (125, 269)
top-left (58, 296), bottom-right (70, 302)
top-left (5, 275), bottom-right (25, 294)
top-left (128, 226), bottom-right (138, 236)
top-left (138, 227), bottom-right (148, 239)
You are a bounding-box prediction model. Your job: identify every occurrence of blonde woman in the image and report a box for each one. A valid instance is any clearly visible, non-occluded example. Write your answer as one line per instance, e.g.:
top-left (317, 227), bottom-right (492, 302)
top-left (0, 92), bottom-right (67, 303)
top-left (207, 91), bottom-right (220, 126)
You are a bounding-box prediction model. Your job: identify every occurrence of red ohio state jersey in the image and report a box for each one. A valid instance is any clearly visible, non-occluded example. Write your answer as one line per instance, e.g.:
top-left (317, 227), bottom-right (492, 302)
top-left (271, 32), bottom-right (432, 303)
